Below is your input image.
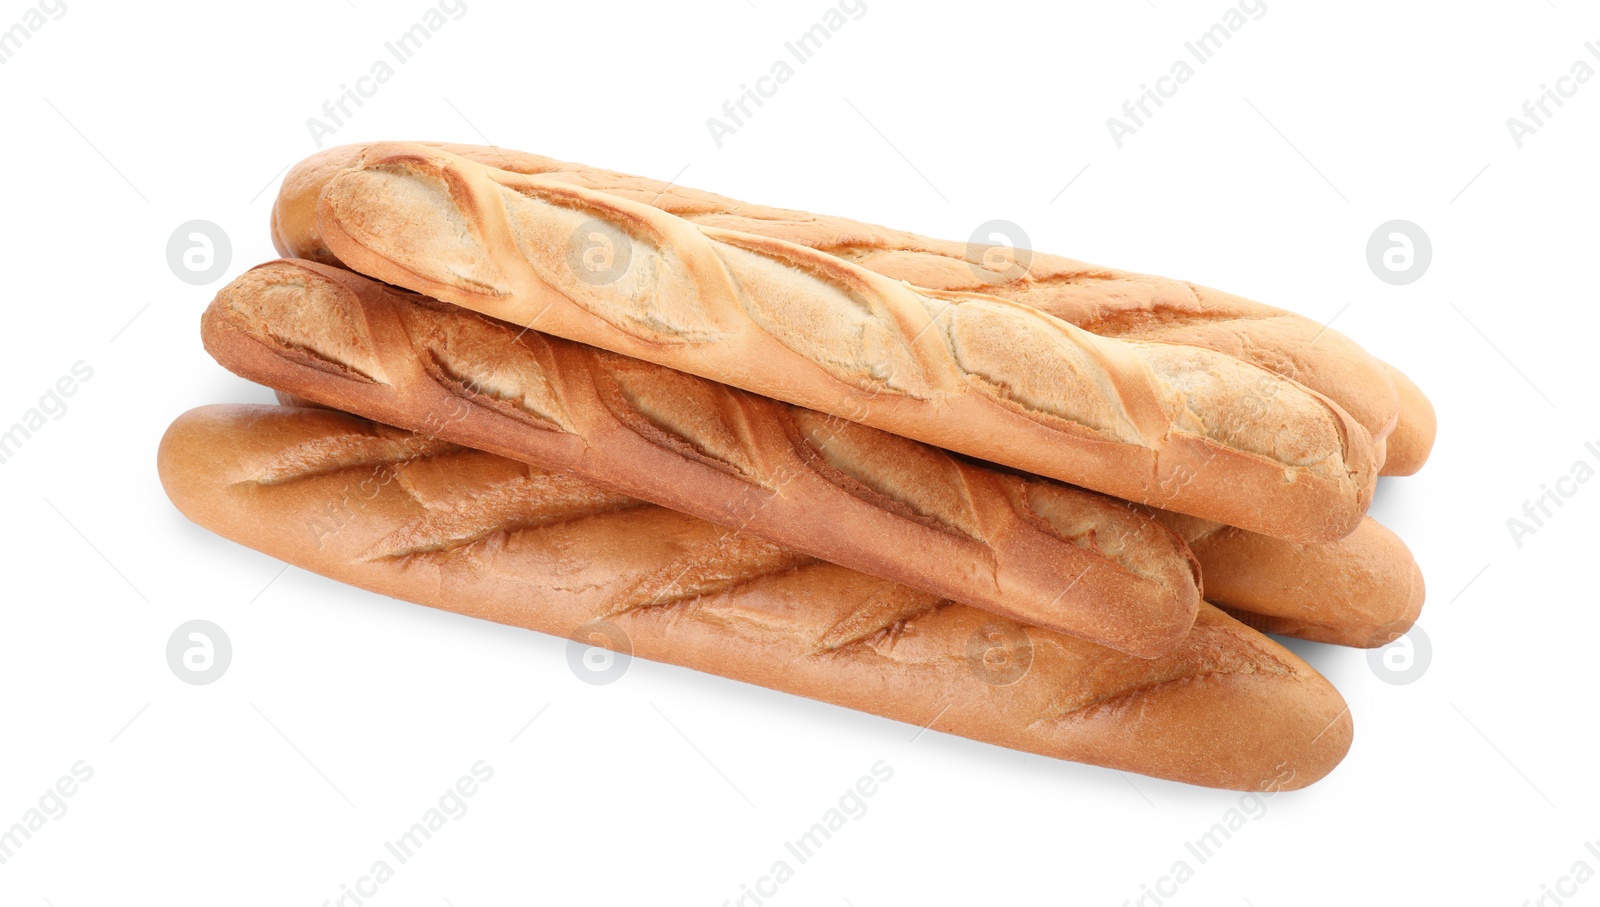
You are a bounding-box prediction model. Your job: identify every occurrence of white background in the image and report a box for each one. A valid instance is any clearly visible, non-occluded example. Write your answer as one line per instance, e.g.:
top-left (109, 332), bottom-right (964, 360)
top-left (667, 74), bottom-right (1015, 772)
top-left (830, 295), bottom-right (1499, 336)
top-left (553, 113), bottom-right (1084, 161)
top-left (1, 1), bottom-right (1595, 904)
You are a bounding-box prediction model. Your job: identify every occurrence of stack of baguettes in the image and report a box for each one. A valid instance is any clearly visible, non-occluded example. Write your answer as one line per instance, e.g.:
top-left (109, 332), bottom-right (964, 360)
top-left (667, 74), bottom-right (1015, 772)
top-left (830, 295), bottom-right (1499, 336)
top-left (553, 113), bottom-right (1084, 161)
top-left (158, 142), bottom-right (1434, 791)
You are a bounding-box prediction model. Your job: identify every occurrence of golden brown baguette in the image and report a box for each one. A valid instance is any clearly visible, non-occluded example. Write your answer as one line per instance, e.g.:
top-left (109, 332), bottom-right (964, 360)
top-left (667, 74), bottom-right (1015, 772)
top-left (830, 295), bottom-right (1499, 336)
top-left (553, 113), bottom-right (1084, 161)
top-left (1379, 362), bottom-right (1437, 477)
top-left (274, 387), bottom-right (1424, 649)
top-left (1153, 512), bottom-right (1424, 648)
top-left (272, 141), bottom-right (1434, 475)
top-left (156, 403), bottom-right (1355, 791)
top-left (203, 259), bottom-right (1203, 658)
top-left (210, 256), bottom-right (1420, 652)
top-left (309, 143), bottom-right (1377, 542)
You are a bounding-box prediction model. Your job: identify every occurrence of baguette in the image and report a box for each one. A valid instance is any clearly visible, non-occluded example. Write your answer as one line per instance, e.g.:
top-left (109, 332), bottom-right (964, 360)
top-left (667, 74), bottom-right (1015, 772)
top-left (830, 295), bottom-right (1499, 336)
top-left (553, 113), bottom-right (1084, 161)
top-left (275, 387), bottom-right (1424, 649)
top-left (204, 260), bottom-right (1202, 658)
top-left (310, 143), bottom-right (1377, 542)
top-left (272, 141), bottom-right (1434, 475)
top-left (1153, 512), bottom-right (1424, 647)
top-left (156, 403), bottom-right (1355, 791)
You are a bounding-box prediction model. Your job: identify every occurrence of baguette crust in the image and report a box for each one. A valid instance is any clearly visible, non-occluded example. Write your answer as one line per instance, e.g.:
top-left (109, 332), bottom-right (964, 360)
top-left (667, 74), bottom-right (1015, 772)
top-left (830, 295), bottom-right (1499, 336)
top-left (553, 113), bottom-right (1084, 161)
top-left (203, 260), bottom-right (1203, 658)
top-left (311, 143), bottom-right (1377, 542)
top-left (1154, 512), bottom-right (1424, 647)
top-left (157, 403), bottom-right (1355, 790)
top-left (1378, 363), bottom-right (1437, 477)
top-left (274, 387), bottom-right (1425, 648)
top-left (273, 141), bottom-right (1433, 475)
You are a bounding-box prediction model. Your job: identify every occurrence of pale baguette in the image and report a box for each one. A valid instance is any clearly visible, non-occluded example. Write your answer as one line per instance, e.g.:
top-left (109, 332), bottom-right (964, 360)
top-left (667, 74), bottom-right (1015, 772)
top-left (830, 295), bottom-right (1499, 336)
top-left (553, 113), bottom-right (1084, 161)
top-left (157, 403), bottom-right (1355, 790)
top-left (272, 141), bottom-right (1434, 476)
top-left (204, 260), bottom-right (1202, 658)
top-left (310, 143), bottom-right (1377, 542)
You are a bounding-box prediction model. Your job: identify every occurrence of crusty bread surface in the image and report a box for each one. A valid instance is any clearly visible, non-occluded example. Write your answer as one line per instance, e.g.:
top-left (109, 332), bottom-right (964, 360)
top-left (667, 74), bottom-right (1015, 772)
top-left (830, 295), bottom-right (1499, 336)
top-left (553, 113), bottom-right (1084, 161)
top-left (304, 144), bottom-right (1378, 541)
top-left (204, 259), bottom-right (1206, 657)
top-left (272, 141), bottom-right (1433, 475)
top-left (157, 403), bottom-right (1355, 791)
